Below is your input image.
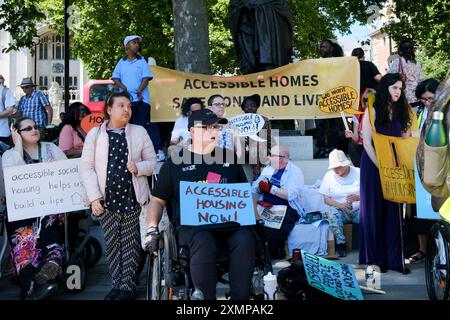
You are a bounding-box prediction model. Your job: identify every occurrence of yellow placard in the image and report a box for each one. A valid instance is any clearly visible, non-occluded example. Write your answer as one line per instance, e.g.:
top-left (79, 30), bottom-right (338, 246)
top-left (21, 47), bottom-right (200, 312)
top-left (149, 57), bottom-right (360, 122)
top-left (440, 197), bottom-right (450, 220)
top-left (368, 95), bottom-right (419, 203)
top-left (318, 86), bottom-right (362, 115)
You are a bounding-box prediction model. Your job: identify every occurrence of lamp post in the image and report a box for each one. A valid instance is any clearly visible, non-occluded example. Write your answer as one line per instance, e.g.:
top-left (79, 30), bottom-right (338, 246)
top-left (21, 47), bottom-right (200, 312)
top-left (64, 0), bottom-right (70, 112)
top-left (32, 35), bottom-right (40, 85)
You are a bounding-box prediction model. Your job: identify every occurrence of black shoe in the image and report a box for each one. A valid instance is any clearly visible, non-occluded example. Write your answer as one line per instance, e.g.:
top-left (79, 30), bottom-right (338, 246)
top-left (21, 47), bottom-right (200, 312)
top-left (390, 266), bottom-right (410, 275)
top-left (30, 282), bottom-right (59, 300)
top-left (335, 243), bottom-right (347, 257)
top-left (104, 289), bottom-right (121, 300)
top-left (116, 290), bottom-right (136, 300)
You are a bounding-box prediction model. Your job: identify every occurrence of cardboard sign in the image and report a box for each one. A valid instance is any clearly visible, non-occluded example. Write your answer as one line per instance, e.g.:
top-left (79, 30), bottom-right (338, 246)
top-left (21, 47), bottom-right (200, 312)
top-left (80, 112), bottom-right (104, 133)
top-left (301, 251), bottom-right (364, 300)
top-left (318, 86), bottom-right (361, 115)
top-left (414, 159), bottom-right (439, 220)
top-left (228, 113), bottom-right (266, 142)
top-left (149, 57), bottom-right (360, 122)
top-left (179, 181), bottom-right (256, 226)
top-left (3, 159), bottom-right (87, 221)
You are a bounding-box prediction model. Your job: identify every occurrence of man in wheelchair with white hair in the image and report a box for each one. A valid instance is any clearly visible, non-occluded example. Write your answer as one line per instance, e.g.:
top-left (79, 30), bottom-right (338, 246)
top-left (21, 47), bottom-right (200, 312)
top-left (144, 109), bottom-right (256, 300)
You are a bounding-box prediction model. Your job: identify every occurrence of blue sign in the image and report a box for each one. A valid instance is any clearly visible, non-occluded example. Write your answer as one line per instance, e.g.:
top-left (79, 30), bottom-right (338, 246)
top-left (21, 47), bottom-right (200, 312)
top-left (301, 250), bottom-right (364, 300)
top-left (414, 159), bottom-right (439, 220)
top-left (179, 181), bottom-right (256, 226)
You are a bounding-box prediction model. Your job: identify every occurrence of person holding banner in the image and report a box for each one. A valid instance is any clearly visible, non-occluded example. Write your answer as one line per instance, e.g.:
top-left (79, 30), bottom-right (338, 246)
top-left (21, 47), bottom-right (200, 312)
top-left (2, 117), bottom-right (67, 300)
top-left (359, 73), bottom-right (416, 274)
top-left (58, 101), bottom-right (91, 158)
top-left (80, 92), bottom-right (156, 300)
top-left (144, 108), bottom-right (256, 300)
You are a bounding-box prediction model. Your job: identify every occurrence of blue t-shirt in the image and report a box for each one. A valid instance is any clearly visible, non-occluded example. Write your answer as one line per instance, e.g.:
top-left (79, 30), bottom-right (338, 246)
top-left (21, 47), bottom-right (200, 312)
top-left (263, 168), bottom-right (289, 206)
top-left (112, 56), bottom-right (153, 104)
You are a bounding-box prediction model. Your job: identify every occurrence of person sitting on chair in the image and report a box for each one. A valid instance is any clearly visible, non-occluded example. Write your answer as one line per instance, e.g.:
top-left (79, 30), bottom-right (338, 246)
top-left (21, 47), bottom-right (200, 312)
top-left (144, 109), bottom-right (256, 300)
top-left (252, 145), bottom-right (305, 259)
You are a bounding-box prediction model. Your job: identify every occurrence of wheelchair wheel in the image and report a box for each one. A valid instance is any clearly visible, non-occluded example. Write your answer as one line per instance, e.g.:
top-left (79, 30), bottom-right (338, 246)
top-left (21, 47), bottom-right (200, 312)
top-left (146, 229), bottom-right (174, 300)
top-left (425, 222), bottom-right (450, 300)
top-left (83, 237), bottom-right (102, 268)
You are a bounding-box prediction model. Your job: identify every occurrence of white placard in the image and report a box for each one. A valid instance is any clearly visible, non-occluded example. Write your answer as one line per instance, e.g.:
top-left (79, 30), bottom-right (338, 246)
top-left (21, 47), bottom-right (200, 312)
top-left (3, 158), bottom-right (87, 221)
top-left (228, 113), bottom-right (266, 142)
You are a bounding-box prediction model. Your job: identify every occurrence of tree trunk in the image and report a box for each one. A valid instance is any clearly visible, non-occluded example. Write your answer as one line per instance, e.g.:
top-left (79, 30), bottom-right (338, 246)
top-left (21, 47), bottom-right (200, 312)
top-left (172, 0), bottom-right (211, 74)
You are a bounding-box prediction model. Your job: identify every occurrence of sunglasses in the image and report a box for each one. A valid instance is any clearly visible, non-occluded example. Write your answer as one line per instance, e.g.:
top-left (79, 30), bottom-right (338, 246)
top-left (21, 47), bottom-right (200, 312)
top-left (18, 125), bottom-right (39, 133)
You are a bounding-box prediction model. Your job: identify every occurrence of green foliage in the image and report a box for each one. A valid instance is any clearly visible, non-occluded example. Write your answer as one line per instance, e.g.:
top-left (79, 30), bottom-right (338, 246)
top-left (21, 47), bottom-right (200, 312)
top-left (417, 50), bottom-right (450, 81)
top-left (382, 0), bottom-right (449, 59)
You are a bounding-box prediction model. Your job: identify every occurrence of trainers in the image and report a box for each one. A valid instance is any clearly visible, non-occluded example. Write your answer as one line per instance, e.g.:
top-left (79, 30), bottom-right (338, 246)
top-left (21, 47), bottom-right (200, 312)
top-left (104, 288), bottom-right (121, 300)
top-left (35, 260), bottom-right (60, 285)
top-left (156, 150), bottom-right (166, 161)
top-left (335, 243), bottom-right (347, 257)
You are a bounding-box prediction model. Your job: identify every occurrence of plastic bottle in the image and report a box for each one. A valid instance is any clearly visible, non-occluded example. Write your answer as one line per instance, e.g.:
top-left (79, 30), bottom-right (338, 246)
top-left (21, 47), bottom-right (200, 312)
top-left (426, 111), bottom-right (447, 147)
top-left (263, 272), bottom-right (278, 300)
top-left (191, 288), bottom-right (204, 300)
top-left (366, 265), bottom-right (375, 289)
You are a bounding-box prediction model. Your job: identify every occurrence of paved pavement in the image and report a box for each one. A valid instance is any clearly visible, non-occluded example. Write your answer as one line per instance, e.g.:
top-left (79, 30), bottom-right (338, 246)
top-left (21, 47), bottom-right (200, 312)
top-left (0, 225), bottom-right (429, 300)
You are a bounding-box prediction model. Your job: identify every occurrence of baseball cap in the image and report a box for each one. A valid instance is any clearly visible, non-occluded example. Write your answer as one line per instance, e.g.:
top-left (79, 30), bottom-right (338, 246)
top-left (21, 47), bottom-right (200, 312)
top-left (124, 35), bottom-right (142, 47)
top-left (188, 109), bottom-right (228, 129)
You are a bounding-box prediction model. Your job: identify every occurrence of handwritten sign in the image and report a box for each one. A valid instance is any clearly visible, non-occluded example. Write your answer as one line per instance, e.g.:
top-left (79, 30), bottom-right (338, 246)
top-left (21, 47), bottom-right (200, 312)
top-left (80, 112), bottom-right (104, 133)
top-left (301, 251), bottom-right (364, 300)
top-left (3, 159), bottom-right (87, 221)
top-left (227, 113), bottom-right (266, 142)
top-left (179, 181), bottom-right (256, 226)
top-left (414, 159), bottom-right (439, 219)
top-left (318, 86), bottom-right (361, 115)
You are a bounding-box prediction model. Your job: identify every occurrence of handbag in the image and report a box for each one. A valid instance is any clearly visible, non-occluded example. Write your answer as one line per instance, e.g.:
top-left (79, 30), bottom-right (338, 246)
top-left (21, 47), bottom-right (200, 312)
top-left (140, 173), bottom-right (158, 250)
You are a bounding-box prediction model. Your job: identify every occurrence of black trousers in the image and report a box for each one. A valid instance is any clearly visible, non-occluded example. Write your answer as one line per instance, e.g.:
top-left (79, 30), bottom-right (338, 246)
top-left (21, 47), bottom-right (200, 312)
top-left (177, 226), bottom-right (256, 300)
top-left (264, 206), bottom-right (299, 259)
top-left (314, 118), bottom-right (342, 150)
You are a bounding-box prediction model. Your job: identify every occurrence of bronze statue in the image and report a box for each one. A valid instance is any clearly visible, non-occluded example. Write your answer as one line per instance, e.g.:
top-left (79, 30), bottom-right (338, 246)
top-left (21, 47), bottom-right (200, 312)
top-left (229, 0), bottom-right (293, 74)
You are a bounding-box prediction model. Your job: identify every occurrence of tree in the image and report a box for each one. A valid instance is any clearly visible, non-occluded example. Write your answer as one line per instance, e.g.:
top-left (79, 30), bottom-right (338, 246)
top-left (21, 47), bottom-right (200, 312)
top-left (172, 0), bottom-right (210, 74)
top-left (417, 50), bottom-right (450, 81)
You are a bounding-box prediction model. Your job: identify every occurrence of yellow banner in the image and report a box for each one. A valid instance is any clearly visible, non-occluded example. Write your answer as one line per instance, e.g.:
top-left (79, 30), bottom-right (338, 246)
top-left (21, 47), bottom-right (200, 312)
top-left (368, 95), bottom-right (419, 203)
top-left (149, 57), bottom-right (360, 122)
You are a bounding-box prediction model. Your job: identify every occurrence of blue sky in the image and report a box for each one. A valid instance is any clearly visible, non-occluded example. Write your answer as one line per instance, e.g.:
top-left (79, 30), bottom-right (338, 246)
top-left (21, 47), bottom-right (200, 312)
top-left (336, 23), bottom-right (376, 55)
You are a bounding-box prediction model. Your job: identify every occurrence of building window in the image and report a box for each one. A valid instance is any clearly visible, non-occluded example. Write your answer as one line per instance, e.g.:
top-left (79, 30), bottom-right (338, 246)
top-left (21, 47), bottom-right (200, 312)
top-left (39, 43), bottom-right (48, 60)
top-left (52, 36), bottom-right (64, 60)
top-left (54, 76), bottom-right (63, 86)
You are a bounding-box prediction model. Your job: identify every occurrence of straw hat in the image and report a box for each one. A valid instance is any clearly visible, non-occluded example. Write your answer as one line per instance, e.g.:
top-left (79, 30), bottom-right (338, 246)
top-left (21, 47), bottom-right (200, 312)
top-left (19, 77), bottom-right (37, 88)
top-left (328, 149), bottom-right (351, 169)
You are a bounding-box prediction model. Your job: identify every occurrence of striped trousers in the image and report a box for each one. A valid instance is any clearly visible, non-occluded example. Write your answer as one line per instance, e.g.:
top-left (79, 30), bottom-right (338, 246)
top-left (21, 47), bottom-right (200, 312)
top-left (99, 208), bottom-right (142, 291)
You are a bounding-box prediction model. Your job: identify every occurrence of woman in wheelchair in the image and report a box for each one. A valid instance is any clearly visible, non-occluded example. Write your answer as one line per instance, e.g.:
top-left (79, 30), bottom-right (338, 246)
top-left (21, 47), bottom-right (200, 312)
top-left (2, 117), bottom-right (67, 300)
top-left (144, 108), bottom-right (257, 300)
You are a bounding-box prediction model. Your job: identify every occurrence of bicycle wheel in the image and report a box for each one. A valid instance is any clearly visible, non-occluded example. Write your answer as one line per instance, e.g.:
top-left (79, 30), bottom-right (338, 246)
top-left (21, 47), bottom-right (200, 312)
top-left (83, 237), bottom-right (103, 268)
top-left (147, 254), bottom-right (162, 300)
top-left (425, 222), bottom-right (450, 300)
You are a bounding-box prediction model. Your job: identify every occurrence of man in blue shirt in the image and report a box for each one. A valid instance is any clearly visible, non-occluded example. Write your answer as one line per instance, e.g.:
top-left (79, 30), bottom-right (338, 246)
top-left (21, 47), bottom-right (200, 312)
top-left (17, 77), bottom-right (53, 128)
top-left (112, 35), bottom-right (164, 160)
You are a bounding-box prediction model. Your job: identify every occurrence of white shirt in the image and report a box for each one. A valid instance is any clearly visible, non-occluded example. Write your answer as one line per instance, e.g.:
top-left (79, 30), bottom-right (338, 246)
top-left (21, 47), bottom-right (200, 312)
top-left (0, 85), bottom-right (15, 137)
top-left (171, 116), bottom-right (191, 142)
top-left (252, 161), bottom-right (306, 219)
top-left (319, 166), bottom-right (360, 210)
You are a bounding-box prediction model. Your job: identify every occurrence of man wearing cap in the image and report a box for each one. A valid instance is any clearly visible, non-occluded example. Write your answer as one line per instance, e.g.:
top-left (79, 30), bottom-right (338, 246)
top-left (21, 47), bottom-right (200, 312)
top-left (319, 149), bottom-right (360, 257)
top-left (0, 74), bottom-right (17, 144)
top-left (17, 77), bottom-right (52, 128)
top-left (112, 35), bottom-right (164, 160)
top-left (144, 108), bottom-right (256, 300)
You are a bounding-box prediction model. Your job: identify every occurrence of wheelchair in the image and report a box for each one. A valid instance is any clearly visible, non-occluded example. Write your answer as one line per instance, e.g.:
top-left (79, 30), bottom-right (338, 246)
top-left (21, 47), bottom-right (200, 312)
top-left (425, 219), bottom-right (450, 300)
top-left (0, 208), bottom-right (102, 295)
top-left (146, 220), bottom-right (273, 300)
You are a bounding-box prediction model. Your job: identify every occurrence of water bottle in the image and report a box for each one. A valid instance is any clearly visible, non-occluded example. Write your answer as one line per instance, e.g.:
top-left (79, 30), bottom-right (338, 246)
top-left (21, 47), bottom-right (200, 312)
top-left (426, 111), bottom-right (447, 147)
top-left (191, 288), bottom-right (204, 300)
top-left (263, 272), bottom-right (278, 300)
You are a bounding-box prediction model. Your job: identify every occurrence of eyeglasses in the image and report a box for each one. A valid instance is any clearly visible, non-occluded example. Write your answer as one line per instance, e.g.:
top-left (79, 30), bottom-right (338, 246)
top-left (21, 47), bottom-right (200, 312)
top-left (270, 154), bottom-right (288, 159)
top-left (194, 124), bottom-right (223, 131)
top-left (18, 125), bottom-right (39, 132)
top-left (212, 103), bottom-right (226, 108)
top-left (420, 97), bottom-right (434, 103)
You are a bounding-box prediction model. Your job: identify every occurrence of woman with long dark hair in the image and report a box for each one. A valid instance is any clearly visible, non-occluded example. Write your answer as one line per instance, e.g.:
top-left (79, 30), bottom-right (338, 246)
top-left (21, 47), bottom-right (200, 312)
top-left (58, 102), bottom-right (91, 158)
top-left (2, 117), bottom-right (67, 300)
top-left (359, 73), bottom-right (414, 274)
